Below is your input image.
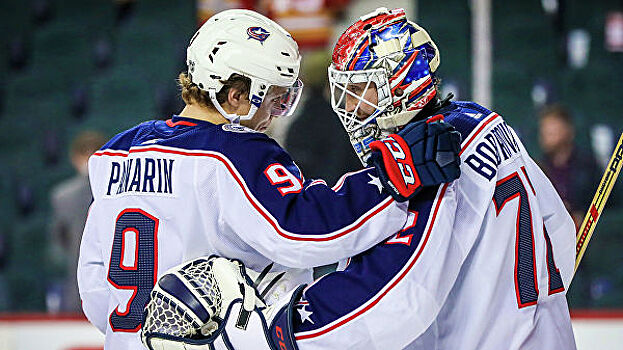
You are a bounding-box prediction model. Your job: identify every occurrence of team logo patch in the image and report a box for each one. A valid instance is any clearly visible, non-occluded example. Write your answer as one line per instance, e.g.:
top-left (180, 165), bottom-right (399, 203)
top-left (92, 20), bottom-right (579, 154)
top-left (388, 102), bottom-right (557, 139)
top-left (247, 26), bottom-right (270, 43)
top-left (222, 124), bottom-right (256, 133)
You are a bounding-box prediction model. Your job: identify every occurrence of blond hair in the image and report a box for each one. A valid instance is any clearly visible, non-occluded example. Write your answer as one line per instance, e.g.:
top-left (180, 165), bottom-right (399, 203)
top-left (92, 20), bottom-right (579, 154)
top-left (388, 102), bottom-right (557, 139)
top-left (177, 72), bottom-right (251, 109)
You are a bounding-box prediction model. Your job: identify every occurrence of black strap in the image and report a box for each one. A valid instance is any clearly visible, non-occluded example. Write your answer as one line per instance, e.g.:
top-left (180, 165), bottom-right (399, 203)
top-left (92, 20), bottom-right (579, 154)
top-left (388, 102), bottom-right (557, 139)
top-left (260, 272), bottom-right (286, 299)
top-left (253, 262), bottom-right (274, 288)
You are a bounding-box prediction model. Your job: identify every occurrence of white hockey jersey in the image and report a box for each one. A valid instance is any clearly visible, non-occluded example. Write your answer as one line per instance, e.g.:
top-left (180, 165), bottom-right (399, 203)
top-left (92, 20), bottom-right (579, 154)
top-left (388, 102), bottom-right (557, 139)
top-left (77, 116), bottom-right (409, 349)
top-left (291, 102), bottom-right (577, 350)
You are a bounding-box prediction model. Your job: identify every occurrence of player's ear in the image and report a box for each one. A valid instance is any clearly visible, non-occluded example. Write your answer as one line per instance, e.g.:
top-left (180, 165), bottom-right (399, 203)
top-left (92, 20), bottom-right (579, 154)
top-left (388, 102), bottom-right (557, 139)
top-left (226, 87), bottom-right (248, 109)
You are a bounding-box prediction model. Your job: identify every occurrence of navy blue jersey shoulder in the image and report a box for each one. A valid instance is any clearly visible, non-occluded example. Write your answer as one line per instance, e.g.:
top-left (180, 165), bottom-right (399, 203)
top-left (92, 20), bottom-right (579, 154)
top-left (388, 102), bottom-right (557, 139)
top-left (99, 116), bottom-right (288, 168)
top-left (435, 101), bottom-right (494, 141)
top-left (142, 117), bottom-right (300, 184)
top-left (100, 115), bottom-right (301, 197)
top-left (100, 120), bottom-right (154, 151)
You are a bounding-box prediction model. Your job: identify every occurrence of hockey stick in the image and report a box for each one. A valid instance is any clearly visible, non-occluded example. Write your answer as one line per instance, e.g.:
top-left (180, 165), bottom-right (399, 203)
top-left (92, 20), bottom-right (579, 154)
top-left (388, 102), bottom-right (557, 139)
top-left (574, 132), bottom-right (623, 275)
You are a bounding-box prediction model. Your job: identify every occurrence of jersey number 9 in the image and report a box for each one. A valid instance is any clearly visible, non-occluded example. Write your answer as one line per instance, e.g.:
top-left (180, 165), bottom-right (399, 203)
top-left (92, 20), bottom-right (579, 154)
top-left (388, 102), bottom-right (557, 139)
top-left (107, 209), bottom-right (159, 332)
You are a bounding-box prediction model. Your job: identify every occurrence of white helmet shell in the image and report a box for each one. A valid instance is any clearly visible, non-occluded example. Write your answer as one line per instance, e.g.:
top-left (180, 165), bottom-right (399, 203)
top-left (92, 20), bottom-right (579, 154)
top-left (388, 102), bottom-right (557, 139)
top-left (187, 9), bottom-right (301, 122)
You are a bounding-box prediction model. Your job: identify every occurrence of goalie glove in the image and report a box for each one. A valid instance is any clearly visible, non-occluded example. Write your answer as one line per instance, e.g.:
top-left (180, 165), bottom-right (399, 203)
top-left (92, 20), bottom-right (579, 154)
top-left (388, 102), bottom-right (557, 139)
top-left (369, 114), bottom-right (461, 202)
top-left (141, 256), bottom-right (304, 350)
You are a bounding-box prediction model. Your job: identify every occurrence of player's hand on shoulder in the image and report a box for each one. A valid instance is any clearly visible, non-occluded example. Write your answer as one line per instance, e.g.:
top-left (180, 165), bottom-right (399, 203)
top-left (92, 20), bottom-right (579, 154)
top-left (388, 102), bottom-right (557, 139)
top-left (369, 114), bottom-right (462, 202)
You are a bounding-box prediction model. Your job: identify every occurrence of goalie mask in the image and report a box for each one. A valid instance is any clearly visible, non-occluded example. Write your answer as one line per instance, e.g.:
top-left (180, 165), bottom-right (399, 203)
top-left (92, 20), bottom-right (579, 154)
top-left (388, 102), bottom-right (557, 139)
top-left (328, 7), bottom-right (440, 164)
top-left (187, 9), bottom-right (303, 123)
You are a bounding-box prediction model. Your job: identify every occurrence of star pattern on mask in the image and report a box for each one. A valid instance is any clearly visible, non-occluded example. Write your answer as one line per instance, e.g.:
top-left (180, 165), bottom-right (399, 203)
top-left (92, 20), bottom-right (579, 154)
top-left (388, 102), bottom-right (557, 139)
top-left (297, 305), bottom-right (314, 324)
top-left (368, 174), bottom-right (384, 193)
top-left (371, 31), bottom-right (410, 72)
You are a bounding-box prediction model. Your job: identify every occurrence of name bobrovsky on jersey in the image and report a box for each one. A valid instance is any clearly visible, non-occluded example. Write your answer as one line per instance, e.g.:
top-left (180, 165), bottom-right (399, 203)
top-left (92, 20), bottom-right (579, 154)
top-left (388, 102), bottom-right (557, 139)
top-left (105, 157), bottom-right (175, 196)
top-left (465, 121), bottom-right (520, 181)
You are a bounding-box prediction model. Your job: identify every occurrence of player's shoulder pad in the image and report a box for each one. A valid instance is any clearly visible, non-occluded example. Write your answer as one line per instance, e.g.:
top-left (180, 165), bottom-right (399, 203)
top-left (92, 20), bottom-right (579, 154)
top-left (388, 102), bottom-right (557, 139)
top-left (99, 120), bottom-right (154, 151)
top-left (222, 129), bottom-right (291, 165)
top-left (214, 126), bottom-right (299, 182)
top-left (435, 101), bottom-right (496, 141)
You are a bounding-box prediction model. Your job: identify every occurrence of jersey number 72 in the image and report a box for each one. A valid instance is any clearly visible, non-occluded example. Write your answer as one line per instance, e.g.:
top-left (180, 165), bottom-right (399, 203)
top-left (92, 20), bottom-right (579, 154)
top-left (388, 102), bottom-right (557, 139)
top-left (493, 170), bottom-right (564, 309)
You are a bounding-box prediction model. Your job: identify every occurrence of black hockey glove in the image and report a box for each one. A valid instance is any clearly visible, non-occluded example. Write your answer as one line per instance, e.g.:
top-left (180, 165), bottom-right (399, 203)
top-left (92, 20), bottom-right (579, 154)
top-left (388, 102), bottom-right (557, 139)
top-left (368, 114), bottom-right (461, 202)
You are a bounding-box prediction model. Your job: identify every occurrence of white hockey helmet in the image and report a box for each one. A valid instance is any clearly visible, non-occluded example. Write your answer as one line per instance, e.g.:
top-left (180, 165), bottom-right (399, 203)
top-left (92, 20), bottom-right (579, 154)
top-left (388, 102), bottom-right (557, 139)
top-left (186, 9), bottom-right (303, 123)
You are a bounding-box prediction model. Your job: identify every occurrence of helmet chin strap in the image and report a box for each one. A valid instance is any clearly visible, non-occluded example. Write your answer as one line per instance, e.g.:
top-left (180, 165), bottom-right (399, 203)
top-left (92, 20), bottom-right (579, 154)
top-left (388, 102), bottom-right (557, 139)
top-left (376, 110), bottom-right (418, 130)
top-left (208, 89), bottom-right (259, 124)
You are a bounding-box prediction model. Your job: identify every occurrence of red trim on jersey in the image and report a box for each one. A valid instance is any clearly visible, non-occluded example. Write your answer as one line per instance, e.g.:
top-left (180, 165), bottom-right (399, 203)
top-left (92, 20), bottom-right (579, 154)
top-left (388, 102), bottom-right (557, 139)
top-left (307, 179), bottom-right (328, 188)
top-left (426, 114), bottom-right (444, 124)
top-left (543, 223), bottom-right (565, 296)
top-left (295, 184), bottom-right (448, 341)
top-left (93, 150), bottom-right (129, 157)
top-left (459, 113), bottom-right (500, 156)
top-left (520, 166), bottom-right (536, 195)
top-left (386, 210), bottom-right (418, 246)
top-left (332, 168), bottom-right (371, 191)
top-left (120, 228), bottom-right (139, 271)
top-left (166, 119), bottom-right (197, 127)
top-left (93, 147), bottom-right (394, 242)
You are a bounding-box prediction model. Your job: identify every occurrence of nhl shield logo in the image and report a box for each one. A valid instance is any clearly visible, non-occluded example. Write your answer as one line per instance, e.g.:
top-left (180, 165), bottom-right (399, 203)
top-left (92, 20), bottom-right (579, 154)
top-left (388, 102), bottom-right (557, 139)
top-left (247, 26), bottom-right (270, 43)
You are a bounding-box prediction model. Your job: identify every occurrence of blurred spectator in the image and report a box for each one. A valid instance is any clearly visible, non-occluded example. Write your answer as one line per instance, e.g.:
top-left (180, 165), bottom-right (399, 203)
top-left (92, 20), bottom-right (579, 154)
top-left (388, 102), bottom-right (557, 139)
top-left (32, 0), bottom-right (53, 26)
top-left (70, 84), bottom-right (89, 120)
top-left (47, 130), bottom-right (106, 312)
top-left (114, 0), bottom-right (136, 25)
top-left (93, 37), bottom-right (113, 71)
top-left (197, 0), bottom-right (249, 25)
top-left (538, 105), bottom-right (600, 228)
top-left (257, 0), bottom-right (351, 49)
top-left (15, 181), bottom-right (35, 217)
top-left (43, 129), bottom-right (62, 166)
top-left (8, 36), bottom-right (29, 71)
top-left (196, 0), bottom-right (350, 49)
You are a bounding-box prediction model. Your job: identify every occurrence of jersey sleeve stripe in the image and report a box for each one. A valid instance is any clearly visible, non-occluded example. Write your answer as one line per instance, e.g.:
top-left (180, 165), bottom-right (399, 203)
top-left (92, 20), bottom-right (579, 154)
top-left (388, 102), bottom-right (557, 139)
top-left (332, 168), bottom-right (372, 191)
top-left (92, 145), bottom-right (396, 242)
top-left (458, 113), bottom-right (499, 155)
top-left (295, 183), bottom-right (448, 340)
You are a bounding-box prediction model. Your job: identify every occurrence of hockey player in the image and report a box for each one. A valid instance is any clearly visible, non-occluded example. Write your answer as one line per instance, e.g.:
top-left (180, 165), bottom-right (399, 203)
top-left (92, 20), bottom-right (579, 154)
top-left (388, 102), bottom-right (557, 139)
top-left (77, 9), bottom-right (461, 350)
top-left (140, 7), bottom-right (577, 350)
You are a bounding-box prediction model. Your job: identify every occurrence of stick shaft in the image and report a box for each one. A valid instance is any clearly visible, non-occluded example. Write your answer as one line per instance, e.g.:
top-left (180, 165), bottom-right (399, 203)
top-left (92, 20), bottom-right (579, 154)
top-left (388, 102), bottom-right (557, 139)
top-left (574, 133), bottom-right (623, 274)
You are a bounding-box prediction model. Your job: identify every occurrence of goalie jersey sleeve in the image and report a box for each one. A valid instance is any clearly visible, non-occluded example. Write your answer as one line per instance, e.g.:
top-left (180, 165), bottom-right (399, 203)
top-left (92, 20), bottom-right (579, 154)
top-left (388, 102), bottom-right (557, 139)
top-left (291, 102), bottom-right (576, 350)
top-left (77, 116), bottom-right (408, 349)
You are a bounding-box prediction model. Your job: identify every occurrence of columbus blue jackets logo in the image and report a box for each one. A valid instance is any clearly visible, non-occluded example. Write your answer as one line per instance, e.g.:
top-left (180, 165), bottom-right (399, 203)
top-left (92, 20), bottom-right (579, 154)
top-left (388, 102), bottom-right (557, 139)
top-left (247, 26), bottom-right (270, 43)
top-left (222, 124), bottom-right (257, 133)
